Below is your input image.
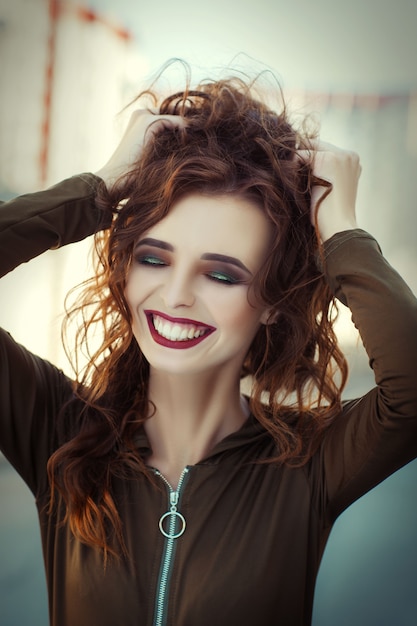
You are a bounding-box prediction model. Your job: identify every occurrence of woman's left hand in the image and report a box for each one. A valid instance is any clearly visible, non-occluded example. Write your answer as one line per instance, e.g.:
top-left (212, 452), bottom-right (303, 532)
top-left (302, 141), bottom-right (362, 242)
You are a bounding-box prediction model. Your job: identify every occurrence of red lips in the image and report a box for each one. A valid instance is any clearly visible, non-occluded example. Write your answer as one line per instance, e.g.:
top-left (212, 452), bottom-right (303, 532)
top-left (144, 310), bottom-right (216, 350)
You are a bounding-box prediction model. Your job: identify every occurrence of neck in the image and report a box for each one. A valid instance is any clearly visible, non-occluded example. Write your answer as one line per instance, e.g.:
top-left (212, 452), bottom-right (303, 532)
top-left (144, 368), bottom-right (249, 487)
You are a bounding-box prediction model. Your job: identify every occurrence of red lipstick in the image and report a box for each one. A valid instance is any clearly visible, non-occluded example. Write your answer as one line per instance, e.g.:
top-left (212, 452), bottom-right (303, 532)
top-left (144, 310), bottom-right (216, 350)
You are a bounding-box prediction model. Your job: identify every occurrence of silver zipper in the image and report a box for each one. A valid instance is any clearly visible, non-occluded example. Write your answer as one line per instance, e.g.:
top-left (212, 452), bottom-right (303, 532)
top-left (152, 467), bottom-right (190, 626)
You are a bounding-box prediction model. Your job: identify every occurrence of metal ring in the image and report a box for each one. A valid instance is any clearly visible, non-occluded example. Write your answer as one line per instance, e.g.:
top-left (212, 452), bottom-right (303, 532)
top-left (159, 511), bottom-right (186, 539)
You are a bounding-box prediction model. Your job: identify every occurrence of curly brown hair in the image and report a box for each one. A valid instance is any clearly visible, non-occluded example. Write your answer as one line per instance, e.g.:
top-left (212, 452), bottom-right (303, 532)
top-left (48, 72), bottom-right (347, 560)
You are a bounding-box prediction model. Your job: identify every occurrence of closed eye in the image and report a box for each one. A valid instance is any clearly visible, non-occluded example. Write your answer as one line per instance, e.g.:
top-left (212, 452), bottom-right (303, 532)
top-left (206, 271), bottom-right (242, 285)
top-left (135, 254), bottom-right (167, 267)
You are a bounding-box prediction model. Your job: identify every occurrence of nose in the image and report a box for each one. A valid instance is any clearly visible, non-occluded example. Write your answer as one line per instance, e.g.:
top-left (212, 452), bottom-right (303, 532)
top-left (160, 267), bottom-right (195, 309)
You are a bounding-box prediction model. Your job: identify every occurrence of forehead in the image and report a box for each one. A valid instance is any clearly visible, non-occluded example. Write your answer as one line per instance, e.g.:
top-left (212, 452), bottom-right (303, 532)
top-left (143, 193), bottom-right (272, 265)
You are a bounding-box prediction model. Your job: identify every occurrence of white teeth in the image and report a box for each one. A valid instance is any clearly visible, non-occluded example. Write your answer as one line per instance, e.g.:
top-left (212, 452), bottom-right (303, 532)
top-left (152, 315), bottom-right (209, 342)
top-left (171, 324), bottom-right (182, 340)
top-left (179, 327), bottom-right (188, 340)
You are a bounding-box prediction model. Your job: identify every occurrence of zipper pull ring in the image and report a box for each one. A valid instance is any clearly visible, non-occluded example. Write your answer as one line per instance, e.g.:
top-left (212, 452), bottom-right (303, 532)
top-left (156, 467), bottom-right (189, 540)
top-left (159, 490), bottom-right (186, 539)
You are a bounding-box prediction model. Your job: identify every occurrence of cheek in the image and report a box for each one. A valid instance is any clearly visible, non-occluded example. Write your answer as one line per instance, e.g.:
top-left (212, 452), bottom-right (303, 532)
top-left (211, 288), bottom-right (263, 332)
top-left (124, 268), bottom-right (155, 309)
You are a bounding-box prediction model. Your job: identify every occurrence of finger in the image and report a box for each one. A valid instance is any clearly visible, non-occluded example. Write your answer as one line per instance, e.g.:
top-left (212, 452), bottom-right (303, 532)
top-left (151, 114), bottom-right (187, 129)
top-left (296, 140), bottom-right (344, 158)
top-left (144, 114), bottom-right (187, 140)
top-left (309, 140), bottom-right (345, 152)
top-left (294, 149), bottom-right (312, 161)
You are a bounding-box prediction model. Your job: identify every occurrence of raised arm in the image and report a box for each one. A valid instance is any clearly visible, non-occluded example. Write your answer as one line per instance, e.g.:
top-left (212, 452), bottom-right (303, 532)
top-left (304, 144), bottom-right (417, 522)
top-left (0, 174), bottom-right (107, 278)
top-left (1, 111), bottom-right (185, 278)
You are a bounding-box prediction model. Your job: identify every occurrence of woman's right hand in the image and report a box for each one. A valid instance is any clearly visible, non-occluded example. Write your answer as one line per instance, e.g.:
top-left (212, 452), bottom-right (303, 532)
top-left (309, 141), bottom-right (361, 242)
top-left (95, 110), bottom-right (186, 188)
top-left (298, 141), bottom-right (361, 242)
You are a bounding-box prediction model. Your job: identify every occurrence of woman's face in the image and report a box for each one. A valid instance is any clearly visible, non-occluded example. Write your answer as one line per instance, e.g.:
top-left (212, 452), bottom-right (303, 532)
top-left (125, 193), bottom-right (272, 378)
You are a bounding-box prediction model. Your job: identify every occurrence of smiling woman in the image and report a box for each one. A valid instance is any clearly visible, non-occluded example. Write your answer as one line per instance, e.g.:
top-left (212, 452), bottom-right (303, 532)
top-left (125, 193), bottom-right (272, 379)
top-left (0, 66), bottom-right (416, 626)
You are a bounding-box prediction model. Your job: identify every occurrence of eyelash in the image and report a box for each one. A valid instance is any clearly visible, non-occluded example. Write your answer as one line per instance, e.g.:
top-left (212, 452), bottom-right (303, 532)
top-left (206, 271), bottom-right (240, 285)
top-left (134, 255), bottom-right (240, 285)
top-left (135, 254), bottom-right (167, 267)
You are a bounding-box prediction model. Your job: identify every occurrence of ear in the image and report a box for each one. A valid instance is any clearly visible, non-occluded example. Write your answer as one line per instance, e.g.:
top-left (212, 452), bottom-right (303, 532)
top-left (260, 307), bottom-right (278, 326)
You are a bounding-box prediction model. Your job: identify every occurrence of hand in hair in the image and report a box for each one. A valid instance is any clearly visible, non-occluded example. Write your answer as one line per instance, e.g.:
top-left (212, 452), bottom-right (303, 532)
top-left (306, 141), bottom-right (361, 242)
top-left (95, 109), bottom-right (186, 188)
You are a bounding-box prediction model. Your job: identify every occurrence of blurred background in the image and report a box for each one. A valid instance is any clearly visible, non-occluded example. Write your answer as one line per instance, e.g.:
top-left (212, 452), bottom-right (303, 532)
top-left (0, 0), bottom-right (416, 624)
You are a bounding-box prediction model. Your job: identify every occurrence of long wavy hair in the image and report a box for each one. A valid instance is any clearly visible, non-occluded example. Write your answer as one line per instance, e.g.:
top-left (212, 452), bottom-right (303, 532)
top-left (48, 69), bottom-right (348, 559)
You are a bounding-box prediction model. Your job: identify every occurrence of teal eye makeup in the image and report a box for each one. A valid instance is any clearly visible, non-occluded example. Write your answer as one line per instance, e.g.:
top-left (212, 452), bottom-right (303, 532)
top-left (207, 271), bottom-right (241, 285)
top-left (135, 254), bottom-right (166, 267)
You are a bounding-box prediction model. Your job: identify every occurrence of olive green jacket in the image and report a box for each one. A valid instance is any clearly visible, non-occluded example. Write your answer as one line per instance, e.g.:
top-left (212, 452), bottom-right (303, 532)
top-left (1, 176), bottom-right (416, 626)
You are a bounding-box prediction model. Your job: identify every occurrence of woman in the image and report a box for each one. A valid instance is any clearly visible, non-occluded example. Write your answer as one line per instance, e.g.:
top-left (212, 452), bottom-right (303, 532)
top-left (1, 75), bottom-right (416, 626)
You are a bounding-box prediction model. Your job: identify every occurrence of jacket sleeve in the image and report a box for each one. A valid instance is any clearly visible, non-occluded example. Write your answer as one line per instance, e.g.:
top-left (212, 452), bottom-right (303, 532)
top-left (309, 229), bottom-right (417, 524)
top-left (0, 173), bottom-right (111, 277)
top-left (0, 174), bottom-right (110, 494)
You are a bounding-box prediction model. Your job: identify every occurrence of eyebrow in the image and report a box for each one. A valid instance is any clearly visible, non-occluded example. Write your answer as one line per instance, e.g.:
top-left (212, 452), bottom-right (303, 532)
top-left (134, 238), bottom-right (253, 275)
top-left (134, 237), bottom-right (174, 252)
top-left (200, 253), bottom-right (252, 275)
